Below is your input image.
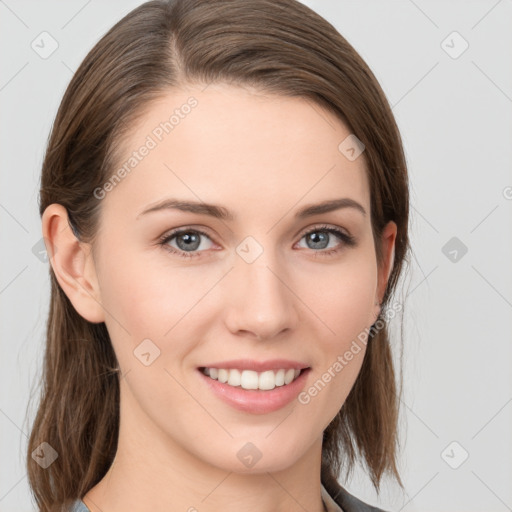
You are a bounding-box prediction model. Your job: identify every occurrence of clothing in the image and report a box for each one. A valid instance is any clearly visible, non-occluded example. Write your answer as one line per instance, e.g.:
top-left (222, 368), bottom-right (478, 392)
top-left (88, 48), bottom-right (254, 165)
top-left (321, 482), bottom-right (390, 512)
top-left (69, 484), bottom-right (388, 512)
top-left (69, 500), bottom-right (89, 512)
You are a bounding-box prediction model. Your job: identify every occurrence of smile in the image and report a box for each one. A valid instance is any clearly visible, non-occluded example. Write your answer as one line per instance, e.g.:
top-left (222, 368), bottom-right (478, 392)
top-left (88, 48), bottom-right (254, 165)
top-left (200, 367), bottom-right (303, 391)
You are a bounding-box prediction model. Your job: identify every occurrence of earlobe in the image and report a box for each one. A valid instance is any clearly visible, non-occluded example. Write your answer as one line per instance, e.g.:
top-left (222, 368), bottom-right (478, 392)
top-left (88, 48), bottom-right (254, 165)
top-left (41, 204), bottom-right (105, 324)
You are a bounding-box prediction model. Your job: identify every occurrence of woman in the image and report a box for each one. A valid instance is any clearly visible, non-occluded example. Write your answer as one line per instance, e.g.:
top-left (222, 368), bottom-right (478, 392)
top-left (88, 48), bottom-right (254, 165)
top-left (27, 1), bottom-right (410, 511)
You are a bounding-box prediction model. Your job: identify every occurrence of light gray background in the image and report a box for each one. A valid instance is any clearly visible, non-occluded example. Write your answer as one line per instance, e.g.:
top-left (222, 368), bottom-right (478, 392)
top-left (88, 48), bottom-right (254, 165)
top-left (1, 1), bottom-right (511, 511)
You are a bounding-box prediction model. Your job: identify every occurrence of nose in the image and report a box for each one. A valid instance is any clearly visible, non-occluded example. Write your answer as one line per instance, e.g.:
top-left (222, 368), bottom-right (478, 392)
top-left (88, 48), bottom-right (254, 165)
top-left (223, 253), bottom-right (299, 341)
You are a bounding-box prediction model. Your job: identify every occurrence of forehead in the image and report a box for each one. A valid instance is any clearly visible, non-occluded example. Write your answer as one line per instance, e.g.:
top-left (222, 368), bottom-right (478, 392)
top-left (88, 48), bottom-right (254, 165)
top-left (102, 84), bottom-right (370, 222)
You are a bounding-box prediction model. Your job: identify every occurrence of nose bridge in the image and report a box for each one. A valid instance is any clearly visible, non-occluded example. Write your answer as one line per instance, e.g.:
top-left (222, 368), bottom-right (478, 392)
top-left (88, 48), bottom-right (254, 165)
top-left (225, 238), bottom-right (298, 339)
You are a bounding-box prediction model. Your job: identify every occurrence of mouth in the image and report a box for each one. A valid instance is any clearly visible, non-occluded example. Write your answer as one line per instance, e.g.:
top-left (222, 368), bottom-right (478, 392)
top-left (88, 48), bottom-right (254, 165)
top-left (199, 366), bottom-right (308, 391)
top-left (197, 364), bottom-right (312, 414)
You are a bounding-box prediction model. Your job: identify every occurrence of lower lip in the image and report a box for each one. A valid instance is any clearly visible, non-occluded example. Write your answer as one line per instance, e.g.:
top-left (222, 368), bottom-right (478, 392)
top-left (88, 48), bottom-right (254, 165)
top-left (198, 368), bottom-right (311, 414)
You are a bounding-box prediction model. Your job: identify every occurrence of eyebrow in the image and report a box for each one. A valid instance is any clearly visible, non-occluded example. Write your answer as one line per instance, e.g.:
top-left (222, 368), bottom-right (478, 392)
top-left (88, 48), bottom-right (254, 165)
top-left (136, 197), bottom-right (366, 221)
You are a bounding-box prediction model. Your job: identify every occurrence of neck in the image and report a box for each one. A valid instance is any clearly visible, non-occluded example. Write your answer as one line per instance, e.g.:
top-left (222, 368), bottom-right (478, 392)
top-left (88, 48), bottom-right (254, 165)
top-left (83, 382), bottom-right (327, 512)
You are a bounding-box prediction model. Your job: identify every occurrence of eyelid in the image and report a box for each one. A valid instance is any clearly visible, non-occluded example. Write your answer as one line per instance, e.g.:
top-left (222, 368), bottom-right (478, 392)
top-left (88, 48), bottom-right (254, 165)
top-left (157, 225), bottom-right (216, 251)
top-left (158, 225), bottom-right (214, 241)
top-left (157, 224), bottom-right (224, 261)
top-left (158, 223), bottom-right (352, 241)
top-left (295, 224), bottom-right (356, 249)
top-left (297, 223), bottom-right (351, 238)
top-left (157, 223), bottom-right (356, 258)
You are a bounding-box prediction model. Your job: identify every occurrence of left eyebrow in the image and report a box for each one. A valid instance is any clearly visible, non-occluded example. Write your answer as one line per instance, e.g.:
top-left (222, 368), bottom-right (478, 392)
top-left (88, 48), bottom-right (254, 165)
top-left (136, 196), bottom-right (366, 221)
top-left (295, 198), bottom-right (366, 218)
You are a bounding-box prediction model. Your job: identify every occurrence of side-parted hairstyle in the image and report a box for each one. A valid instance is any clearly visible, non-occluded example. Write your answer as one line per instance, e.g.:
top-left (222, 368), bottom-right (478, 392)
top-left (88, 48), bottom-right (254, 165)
top-left (27, 0), bottom-right (410, 510)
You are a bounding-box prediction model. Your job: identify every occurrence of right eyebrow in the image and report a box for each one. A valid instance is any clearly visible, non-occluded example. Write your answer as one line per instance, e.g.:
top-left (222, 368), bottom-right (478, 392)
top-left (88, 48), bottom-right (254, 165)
top-left (136, 198), bottom-right (235, 221)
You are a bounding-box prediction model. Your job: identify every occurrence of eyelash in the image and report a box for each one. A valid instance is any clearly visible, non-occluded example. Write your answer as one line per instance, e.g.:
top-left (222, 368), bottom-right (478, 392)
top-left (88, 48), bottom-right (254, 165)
top-left (157, 224), bottom-right (356, 259)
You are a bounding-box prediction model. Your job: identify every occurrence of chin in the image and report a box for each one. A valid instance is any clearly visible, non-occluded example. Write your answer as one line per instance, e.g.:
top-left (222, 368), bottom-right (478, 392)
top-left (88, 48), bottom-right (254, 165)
top-left (201, 437), bottom-right (309, 475)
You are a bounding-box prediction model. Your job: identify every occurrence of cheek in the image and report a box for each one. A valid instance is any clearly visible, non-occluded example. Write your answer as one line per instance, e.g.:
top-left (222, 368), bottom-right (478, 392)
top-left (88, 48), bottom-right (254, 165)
top-left (96, 245), bottom-right (219, 365)
top-left (293, 250), bottom-right (377, 415)
top-left (295, 249), bottom-right (378, 340)
top-left (98, 242), bottom-right (184, 324)
top-left (320, 280), bottom-right (375, 332)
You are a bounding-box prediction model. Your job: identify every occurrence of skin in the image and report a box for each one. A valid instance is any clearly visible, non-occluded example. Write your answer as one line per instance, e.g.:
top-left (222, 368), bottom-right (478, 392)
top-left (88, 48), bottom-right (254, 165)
top-left (42, 83), bottom-right (396, 512)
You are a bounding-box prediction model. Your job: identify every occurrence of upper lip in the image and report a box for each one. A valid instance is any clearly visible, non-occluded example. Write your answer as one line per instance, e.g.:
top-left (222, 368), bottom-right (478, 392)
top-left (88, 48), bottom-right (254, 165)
top-left (199, 359), bottom-right (310, 372)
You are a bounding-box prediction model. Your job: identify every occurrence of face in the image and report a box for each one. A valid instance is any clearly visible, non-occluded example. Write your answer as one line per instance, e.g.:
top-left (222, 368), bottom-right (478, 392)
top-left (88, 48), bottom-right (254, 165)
top-left (83, 84), bottom-right (394, 474)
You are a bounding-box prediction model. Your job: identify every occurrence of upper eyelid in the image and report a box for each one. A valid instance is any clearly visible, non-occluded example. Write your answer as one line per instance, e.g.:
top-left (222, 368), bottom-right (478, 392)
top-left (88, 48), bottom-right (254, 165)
top-left (301, 224), bottom-right (350, 237)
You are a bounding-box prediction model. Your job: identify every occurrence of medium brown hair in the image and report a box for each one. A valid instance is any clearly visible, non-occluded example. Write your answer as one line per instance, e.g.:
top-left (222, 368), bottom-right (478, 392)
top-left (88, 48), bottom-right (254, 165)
top-left (27, 0), bottom-right (410, 509)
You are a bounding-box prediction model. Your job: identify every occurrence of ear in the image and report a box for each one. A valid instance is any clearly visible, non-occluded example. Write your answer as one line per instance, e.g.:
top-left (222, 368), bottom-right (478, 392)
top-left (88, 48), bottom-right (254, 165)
top-left (41, 203), bottom-right (105, 323)
top-left (374, 220), bottom-right (397, 319)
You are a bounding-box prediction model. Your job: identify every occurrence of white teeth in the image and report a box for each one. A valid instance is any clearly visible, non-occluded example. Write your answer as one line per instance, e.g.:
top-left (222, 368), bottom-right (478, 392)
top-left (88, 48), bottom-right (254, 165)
top-left (218, 368), bottom-right (228, 383)
top-left (240, 370), bottom-right (259, 390)
top-left (202, 367), bottom-right (304, 390)
top-left (227, 368), bottom-right (241, 387)
top-left (259, 370), bottom-right (276, 390)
